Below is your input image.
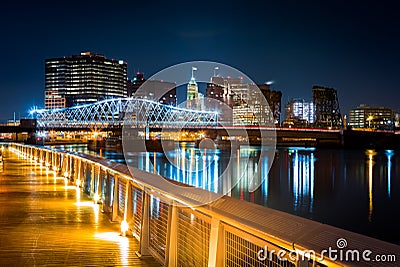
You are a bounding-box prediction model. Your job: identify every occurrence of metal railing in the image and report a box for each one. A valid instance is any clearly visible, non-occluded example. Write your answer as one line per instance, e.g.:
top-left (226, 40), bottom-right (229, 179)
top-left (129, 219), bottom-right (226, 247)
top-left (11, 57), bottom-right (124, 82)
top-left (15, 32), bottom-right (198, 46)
top-left (7, 143), bottom-right (400, 267)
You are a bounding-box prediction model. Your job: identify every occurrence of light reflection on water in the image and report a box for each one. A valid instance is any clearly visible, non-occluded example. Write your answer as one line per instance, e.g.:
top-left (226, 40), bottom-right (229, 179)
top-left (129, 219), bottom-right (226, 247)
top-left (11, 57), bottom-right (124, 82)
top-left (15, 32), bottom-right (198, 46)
top-left (51, 144), bottom-right (400, 245)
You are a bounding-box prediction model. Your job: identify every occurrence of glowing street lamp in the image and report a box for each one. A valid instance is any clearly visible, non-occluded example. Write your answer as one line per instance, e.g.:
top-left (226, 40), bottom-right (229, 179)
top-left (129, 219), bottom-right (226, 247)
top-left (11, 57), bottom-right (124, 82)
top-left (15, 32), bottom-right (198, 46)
top-left (120, 220), bottom-right (129, 237)
top-left (367, 115), bottom-right (374, 128)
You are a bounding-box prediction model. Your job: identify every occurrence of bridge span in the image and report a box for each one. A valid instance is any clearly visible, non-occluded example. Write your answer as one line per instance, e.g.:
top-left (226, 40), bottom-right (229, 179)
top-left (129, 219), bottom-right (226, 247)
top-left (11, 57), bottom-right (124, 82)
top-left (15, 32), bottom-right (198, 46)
top-left (2, 143), bottom-right (399, 266)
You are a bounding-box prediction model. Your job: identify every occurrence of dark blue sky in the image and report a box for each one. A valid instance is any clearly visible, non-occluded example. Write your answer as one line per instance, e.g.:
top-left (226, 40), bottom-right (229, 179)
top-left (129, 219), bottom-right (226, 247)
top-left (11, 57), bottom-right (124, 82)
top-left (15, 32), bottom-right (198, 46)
top-left (1, 0), bottom-right (400, 120)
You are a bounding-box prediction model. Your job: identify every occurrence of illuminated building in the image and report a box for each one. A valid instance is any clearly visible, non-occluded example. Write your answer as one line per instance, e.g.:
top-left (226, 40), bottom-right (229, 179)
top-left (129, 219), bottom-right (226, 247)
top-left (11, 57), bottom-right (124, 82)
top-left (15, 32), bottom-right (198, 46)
top-left (186, 67), bottom-right (204, 110)
top-left (127, 72), bottom-right (145, 97)
top-left (283, 99), bottom-right (315, 127)
top-left (44, 52), bottom-right (127, 109)
top-left (132, 73), bottom-right (177, 106)
top-left (205, 77), bottom-right (281, 126)
top-left (348, 104), bottom-right (395, 129)
top-left (186, 67), bottom-right (199, 109)
top-left (312, 85), bottom-right (342, 128)
top-left (258, 83), bottom-right (282, 126)
top-left (44, 90), bottom-right (66, 110)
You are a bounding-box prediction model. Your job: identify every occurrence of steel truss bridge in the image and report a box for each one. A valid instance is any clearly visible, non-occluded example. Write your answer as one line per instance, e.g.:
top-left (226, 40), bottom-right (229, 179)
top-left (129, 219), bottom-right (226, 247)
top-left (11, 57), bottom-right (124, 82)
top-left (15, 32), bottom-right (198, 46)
top-left (34, 98), bottom-right (218, 129)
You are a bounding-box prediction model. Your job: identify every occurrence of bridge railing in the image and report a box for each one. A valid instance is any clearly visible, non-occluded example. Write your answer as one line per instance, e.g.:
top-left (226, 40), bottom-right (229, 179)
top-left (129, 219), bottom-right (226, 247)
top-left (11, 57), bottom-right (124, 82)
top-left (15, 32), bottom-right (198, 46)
top-left (7, 143), bottom-right (400, 267)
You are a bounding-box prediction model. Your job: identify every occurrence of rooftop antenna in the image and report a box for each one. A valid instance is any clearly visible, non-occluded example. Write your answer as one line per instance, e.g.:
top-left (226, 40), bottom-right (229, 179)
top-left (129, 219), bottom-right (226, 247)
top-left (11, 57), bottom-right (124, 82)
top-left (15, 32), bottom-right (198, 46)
top-left (214, 66), bottom-right (219, 77)
top-left (191, 66), bottom-right (197, 79)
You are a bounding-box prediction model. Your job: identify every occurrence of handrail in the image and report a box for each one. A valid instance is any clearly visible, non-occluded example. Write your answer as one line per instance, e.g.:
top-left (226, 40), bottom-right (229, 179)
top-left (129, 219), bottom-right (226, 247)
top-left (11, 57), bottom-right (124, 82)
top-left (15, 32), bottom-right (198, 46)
top-left (6, 143), bottom-right (400, 266)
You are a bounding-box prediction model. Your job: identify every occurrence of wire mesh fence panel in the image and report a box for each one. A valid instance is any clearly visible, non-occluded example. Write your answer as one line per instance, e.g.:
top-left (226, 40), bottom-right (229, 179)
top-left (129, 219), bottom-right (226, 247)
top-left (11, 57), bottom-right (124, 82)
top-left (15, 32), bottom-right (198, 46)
top-left (131, 186), bottom-right (143, 239)
top-left (149, 195), bottom-right (169, 262)
top-left (225, 228), bottom-right (296, 267)
top-left (177, 208), bottom-right (211, 267)
top-left (118, 177), bottom-right (126, 217)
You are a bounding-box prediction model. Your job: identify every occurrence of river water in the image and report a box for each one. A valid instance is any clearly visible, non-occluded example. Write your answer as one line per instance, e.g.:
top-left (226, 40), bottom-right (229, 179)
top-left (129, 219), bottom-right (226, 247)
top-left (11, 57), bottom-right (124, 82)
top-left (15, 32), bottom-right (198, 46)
top-left (52, 144), bottom-right (400, 245)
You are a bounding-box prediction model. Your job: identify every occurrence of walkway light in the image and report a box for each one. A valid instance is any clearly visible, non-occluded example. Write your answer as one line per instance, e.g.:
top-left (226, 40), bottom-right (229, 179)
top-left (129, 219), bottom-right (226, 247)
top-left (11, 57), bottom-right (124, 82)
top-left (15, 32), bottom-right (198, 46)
top-left (120, 220), bottom-right (129, 237)
top-left (93, 193), bottom-right (100, 203)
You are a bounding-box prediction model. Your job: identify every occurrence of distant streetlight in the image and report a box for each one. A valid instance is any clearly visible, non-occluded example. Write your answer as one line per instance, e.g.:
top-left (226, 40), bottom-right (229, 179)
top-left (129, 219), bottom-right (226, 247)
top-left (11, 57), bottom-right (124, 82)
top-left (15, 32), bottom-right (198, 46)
top-left (367, 115), bottom-right (374, 128)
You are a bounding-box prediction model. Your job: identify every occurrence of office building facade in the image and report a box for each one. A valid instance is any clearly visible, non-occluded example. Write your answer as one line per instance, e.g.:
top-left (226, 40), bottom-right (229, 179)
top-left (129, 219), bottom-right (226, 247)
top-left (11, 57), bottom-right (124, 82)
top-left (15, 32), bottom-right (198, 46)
top-left (205, 77), bottom-right (281, 126)
top-left (283, 98), bottom-right (315, 127)
top-left (312, 85), bottom-right (342, 128)
top-left (44, 52), bottom-right (127, 109)
top-left (348, 104), bottom-right (395, 129)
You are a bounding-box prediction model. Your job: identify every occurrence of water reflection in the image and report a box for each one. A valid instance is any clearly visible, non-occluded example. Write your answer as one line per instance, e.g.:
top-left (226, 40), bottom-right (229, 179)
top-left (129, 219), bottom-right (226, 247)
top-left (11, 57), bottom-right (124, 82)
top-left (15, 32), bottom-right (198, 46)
top-left (366, 149), bottom-right (376, 222)
top-left (291, 149), bottom-right (315, 212)
top-left (55, 144), bottom-right (400, 245)
top-left (386, 150), bottom-right (393, 198)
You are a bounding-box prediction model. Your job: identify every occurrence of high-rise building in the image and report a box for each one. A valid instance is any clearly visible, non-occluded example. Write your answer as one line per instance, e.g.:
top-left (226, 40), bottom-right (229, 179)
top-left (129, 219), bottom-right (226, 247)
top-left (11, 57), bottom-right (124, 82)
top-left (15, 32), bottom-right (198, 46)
top-left (258, 83), bottom-right (282, 125)
top-left (134, 79), bottom-right (177, 106)
top-left (130, 72), bottom-right (177, 106)
top-left (127, 72), bottom-right (145, 97)
top-left (348, 104), bottom-right (395, 129)
top-left (187, 77), bottom-right (198, 101)
top-left (312, 85), bottom-right (342, 128)
top-left (44, 90), bottom-right (66, 110)
top-left (186, 67), bottom-right (205, 110)
top-left (283, 98), bottom-right (315, 127)
top-left (44, 52), bottom-right (127, 109)
top-left (205, 77), bottom-right (281, 126)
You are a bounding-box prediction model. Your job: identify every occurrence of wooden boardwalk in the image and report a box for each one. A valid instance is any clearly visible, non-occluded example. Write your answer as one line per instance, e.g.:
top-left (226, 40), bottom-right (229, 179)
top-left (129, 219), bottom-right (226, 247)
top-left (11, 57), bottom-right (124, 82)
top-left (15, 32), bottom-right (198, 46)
top-left (0, 149), bottom-right (160, 267)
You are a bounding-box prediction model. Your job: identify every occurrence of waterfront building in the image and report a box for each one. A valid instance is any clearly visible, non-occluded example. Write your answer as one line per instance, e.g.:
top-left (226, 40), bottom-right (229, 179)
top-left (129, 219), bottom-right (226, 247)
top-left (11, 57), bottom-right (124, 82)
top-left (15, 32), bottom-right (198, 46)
top-left (186, 67), bottom-right (205, 110)
top-left (127, 72), bottom-right (145, 97)
top-left (205, 77), bottom-right (281, 126)
top-left (283, 98), bottom-right (315, 127)
top-left (127, 72), bottom-right (177, 106)
top-left (312, 85), bottom-right (342, 128)
top-left (44, 89), bottom-right (66, 110)
top-left (136, 79), bottom-right (177, 106)
top-left (258, 83), bottom-right (282, 125)
top-left (44, 52), bottom-right (127, 109)
top-left (348, 104), bottom-right (395, 129)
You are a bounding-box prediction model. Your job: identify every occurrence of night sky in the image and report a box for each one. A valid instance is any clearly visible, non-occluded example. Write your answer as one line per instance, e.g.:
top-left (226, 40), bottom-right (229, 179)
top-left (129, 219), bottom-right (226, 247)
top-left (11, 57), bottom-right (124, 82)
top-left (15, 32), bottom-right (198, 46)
top-left (1, 0), bottom-right (400, 120)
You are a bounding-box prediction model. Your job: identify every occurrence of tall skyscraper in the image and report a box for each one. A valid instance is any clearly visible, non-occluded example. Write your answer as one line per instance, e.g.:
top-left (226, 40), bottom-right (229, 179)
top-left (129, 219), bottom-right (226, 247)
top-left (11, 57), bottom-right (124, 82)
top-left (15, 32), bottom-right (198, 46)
top-left (127, 72), bottom-right (145, 97)
top-left (44, 52), bottom-right (127, 109)
top-left (186, 67), bottom-right (204, 109)
top-left (283, 98), bottom-right (315, 127)
top-left (206, 77), bottom-right (281, 126)
top-left (128, 72), bottom-right (177, 106)
top-left (312, 85), bottom-right (342, 128)
top-left (187, 67), bottom-right (198, 104)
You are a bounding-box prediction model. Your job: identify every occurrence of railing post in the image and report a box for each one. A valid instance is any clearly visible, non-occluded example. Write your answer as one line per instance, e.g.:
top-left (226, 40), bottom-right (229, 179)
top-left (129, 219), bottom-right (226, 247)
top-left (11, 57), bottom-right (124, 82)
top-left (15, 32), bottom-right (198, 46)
top-left (208, 218), bottom-right (224, 267)
top-left (125, 181), bottom-right (133, 222)
top-left (96, 167), bottom-right (102, 196)
top-left (96, 169), bottom-right (104, 203)
top-left (137, 190), bottom-right (151, 257)
top-left (57, 153), bottom-right (61, 174)
top-left (166, 202), bottom-right (178, 266)
top-left (90, 164), bottom-right (95, 196)
top-left (70, 156), bottom-right (74, 180)
top-left (76, 159), bottom-right (81, 184)
top-left (111, 174), bottom-right (119, 221)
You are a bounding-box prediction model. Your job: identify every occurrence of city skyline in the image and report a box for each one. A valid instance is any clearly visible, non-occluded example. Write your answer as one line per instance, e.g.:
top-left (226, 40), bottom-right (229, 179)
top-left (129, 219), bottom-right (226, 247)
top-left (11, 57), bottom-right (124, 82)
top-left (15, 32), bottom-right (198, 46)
top-left (1, 1), bottom-right (400, 120)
